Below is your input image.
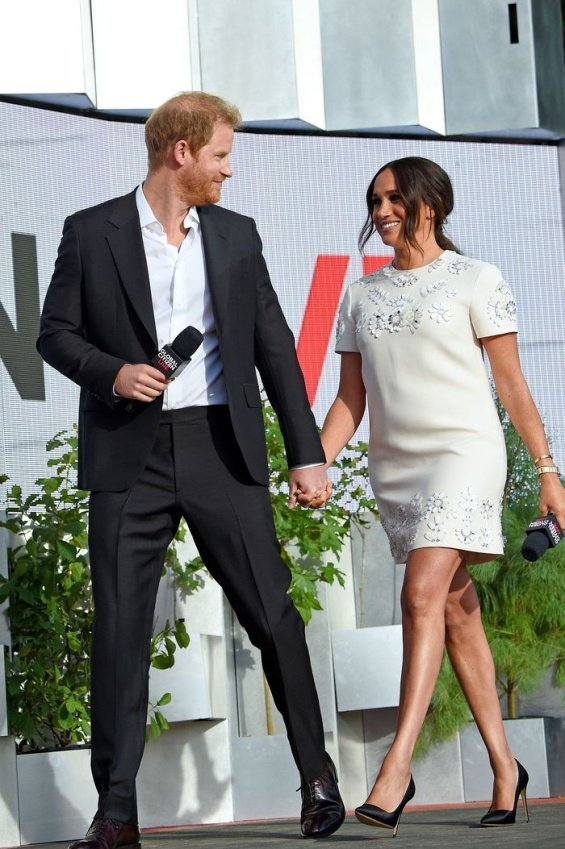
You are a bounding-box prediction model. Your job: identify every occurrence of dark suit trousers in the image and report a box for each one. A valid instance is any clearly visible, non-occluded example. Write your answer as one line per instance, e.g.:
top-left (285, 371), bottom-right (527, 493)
top-left (87, 406), bottom-right (326, 824)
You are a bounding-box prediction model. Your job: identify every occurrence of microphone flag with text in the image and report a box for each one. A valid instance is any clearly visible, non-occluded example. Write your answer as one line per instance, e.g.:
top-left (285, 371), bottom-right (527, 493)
top-left (124, 325), bottom-right (203, 412)
top-left (152, 325), bottom-right (204, 380)
top-left (521, 513), bottom-right (563, 562)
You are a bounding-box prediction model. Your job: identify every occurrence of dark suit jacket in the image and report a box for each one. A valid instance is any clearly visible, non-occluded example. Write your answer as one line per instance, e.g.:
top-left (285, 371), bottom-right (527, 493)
top-left (37, 190), bottom-right (324, 491)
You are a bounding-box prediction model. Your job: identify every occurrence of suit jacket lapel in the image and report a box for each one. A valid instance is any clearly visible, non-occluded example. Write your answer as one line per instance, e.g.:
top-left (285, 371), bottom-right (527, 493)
top-left (199, 205), bottom-right (231, 331)
top-left (106, 191), bottom-right (158, 346)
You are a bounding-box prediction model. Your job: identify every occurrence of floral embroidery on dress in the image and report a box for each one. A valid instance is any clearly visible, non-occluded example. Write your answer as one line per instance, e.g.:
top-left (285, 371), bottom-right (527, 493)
top-left (392, 272), bottom-right (418, 288)
top-left (428, 302), bottom-right (453, 323)
top-left (459, 486), bottom-right (477, 517)
top-left (367, 311), bottom-right (387, 339)
top-left (448, 258), bottom-right (473, 275)
top-left (381, 494), bottom-right (425, 562)
top-left (380, 485), bottom-right (503, 562)
top-left (367, 285), bottom-right (388, 306)
top-left (478, 525), bottom-right (491, 548)
top-left (366, 299), bottom-right (422, 337)
top-left (355, 309), bottom-right (367, 334)
top-left (487, 281), bottom-right (517, 327)
top-left (479, 498), bottom-right (494, 518)
top-left (420, 277), bottom-right (449, 297)
top-left (335, 315), bottom-right (345, 343)
top-left (358, 271), bottom-right (381, 287)
top-left (404, 305), bottom-right (423, 334)
top-left (427, 255), bottom-right (446, 273)
top-left (424, 515), bottom-right (444, 543)
top-left (382, 265), bottom-right (418, 288)
top-left (425, 492), bottom-right (449, 515)
top-left (455, 526), bottom-right (476, 545)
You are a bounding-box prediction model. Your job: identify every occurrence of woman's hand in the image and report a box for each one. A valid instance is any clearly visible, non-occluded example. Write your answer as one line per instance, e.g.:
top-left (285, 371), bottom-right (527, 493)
top-left (539, 473), bottom-right (565, 532)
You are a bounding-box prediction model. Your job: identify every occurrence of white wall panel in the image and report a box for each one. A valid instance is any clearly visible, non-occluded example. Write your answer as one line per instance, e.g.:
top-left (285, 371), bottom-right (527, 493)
top-left (91, 0), bottom-right (192, 110)
top-left (0, 0), bottom-right (95, 104)
top-left (198, 0), bottom-right (298, 121)
top-left (319, 0), bottom-right (418, 131)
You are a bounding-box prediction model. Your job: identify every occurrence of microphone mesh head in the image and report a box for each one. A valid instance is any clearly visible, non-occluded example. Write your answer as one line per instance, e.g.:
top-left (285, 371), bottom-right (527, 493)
top-left (521, 532), bottom-right (549, 562)
top-left (171, 326), bottom-right (204, 359)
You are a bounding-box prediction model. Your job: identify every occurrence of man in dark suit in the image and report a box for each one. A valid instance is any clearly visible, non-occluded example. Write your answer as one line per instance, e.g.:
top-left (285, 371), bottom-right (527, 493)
top-left (37, 92), bottom-right (344, 849)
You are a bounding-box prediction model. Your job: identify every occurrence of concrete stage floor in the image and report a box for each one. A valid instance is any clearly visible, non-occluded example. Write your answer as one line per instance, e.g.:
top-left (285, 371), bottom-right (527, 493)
top-left (27, 798), bottom-right (564, 849)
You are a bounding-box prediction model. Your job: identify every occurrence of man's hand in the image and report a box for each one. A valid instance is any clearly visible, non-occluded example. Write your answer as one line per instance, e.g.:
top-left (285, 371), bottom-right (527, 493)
top-left (114, 363), bottom-right (167, 402)
top-left (288, 466), bottom-right (332, 509)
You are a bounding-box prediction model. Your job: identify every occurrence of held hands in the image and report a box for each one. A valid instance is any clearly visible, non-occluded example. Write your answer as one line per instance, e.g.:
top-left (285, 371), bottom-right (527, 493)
top-left (114, 363), bottom-right (168, 403)
top-left (288, 466), bottom-right (332, 509)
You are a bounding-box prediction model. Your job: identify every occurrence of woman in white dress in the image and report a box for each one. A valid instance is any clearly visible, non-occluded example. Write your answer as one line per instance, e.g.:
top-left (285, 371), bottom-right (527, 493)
top-left (318, 157), bottom-right (565, 834)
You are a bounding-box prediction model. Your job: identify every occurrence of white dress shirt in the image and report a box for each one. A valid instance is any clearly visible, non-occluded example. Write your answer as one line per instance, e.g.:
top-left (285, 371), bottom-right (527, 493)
top-left (134, 187), bottom-right (319, 472)
top-left (135, 184), bottom-right (227, 409)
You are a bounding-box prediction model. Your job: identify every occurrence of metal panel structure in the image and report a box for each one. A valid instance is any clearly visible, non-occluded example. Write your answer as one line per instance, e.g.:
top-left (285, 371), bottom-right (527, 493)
top-left (197, 0), bottom-right (298, 121)
top-left (439, 0), bottom-right (565, 135)
top-left (0, 0), bottom-right (96, 108)
top-left (332, 625), bottom-right (403, 711)
top-left (0, 0), bottom-right (563, 135)
top-left (318, 0), bottom-right (418, 130)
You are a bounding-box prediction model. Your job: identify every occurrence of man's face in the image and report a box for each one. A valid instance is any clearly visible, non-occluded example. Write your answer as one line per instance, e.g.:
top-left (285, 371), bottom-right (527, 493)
top-left (176, 122), bottom-right (234, 206)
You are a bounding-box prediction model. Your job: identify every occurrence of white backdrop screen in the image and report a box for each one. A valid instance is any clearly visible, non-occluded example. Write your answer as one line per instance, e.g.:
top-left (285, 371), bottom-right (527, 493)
top-left (1, 102), bottom-right (564, 502)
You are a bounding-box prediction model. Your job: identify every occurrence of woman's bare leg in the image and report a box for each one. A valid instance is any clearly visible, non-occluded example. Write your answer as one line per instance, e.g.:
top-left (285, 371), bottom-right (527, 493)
top-left (444, 565), bottom-right (517, 810)
top-left (364, 546), bottom-right (463, 811)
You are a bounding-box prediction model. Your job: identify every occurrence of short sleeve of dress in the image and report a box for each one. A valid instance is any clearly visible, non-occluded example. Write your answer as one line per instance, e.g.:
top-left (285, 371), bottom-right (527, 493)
top-left (470, 264), bottom-right (519, 339)
top-left (335, 285), bottom-right (360, 353)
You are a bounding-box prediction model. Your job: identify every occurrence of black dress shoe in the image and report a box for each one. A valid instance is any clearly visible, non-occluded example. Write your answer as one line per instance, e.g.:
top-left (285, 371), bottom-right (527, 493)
top-left (480, 760), bottom-right (530, 827)
top-left (355, 776), bottom-right (415, 837)
top-left (68, 817), bottom-right (141, 849)
top-left (300, 754), bottom-right (346, 838)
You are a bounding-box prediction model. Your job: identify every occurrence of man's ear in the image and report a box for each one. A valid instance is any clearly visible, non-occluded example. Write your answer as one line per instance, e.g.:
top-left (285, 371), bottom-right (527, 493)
top-left (172, 139), bottom-right (191, 166)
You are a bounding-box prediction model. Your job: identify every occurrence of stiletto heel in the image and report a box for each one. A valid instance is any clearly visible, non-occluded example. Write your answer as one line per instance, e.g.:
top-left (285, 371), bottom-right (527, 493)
top-left (480, 760), bottom-right (529, 826)
top-left (355, 776), bottom-right (415, 837)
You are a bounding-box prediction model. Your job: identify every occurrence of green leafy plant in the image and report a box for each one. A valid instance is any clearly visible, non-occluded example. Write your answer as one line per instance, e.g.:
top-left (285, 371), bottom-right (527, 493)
top-left (0, 404), bottom-right (377, 750)
top-left (0, 429), bottom-right (189, 751)
top-left (0, 431), bottom-right (91, 751)
top-left (418, 410), bottom-right (565, 756)
top-left (264, 401), bottom-right (377, 623)
top-left (147, 617), bottom-right (190, 739)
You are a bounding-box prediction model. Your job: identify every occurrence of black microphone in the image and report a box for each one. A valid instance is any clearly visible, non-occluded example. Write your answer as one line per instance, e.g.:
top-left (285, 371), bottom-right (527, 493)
top-left (521, 513), bottom-right (563, 562)
top-left (124, 326), bottom-right (203, 412)
top-left (151, 326), bottom-right (204, 380)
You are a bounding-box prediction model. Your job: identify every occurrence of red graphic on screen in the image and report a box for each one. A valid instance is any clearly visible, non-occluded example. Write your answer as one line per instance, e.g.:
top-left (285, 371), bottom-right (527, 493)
top-left (296, 255), bottom-right (349, 405)
top-left (296, 254), bottom-right (390, 404)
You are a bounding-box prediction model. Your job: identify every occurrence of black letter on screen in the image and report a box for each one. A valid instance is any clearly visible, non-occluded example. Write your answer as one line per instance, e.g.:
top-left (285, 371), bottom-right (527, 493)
top-left (0, 233), bottom-right (46, 400)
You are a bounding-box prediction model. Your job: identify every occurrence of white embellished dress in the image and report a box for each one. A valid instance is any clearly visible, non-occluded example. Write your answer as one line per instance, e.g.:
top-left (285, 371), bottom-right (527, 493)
top-left (335, 251), bottom-right (519, 564)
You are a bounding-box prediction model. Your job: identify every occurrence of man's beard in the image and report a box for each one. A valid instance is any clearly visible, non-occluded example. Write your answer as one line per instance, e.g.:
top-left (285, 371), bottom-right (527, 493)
top-left (176, 165), bottom-right (221, 206)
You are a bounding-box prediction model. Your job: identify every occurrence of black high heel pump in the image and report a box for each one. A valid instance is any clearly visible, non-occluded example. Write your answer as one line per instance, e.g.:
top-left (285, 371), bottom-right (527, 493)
top-left (355, 776), bottom-right (415, 837)
top-left (480, 760), bottom-right (530, 827)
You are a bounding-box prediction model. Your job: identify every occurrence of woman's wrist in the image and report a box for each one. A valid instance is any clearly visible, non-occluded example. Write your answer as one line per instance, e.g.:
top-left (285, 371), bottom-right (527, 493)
top-left (536, 465), bottom-right (560, 477)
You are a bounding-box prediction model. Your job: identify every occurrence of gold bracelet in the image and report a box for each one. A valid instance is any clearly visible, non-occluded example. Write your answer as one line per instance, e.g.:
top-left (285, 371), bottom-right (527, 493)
top-left (536, 465), bottom-right (560, 476)
top-left (533, 454), bottom-right (552, 466)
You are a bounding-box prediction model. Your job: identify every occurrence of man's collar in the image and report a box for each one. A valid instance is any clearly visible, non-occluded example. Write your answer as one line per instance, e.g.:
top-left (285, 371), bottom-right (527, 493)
top-left (135, 184), bottom-right (200, 231)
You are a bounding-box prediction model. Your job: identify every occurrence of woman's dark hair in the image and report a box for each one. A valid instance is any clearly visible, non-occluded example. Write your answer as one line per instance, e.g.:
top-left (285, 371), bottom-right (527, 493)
top-left (358, 156), bottom-right (460, 256)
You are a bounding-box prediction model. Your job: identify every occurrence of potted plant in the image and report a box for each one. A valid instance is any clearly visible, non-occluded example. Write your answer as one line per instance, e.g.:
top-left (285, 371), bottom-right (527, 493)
top-left (0, 429), bottom-right (188, 753)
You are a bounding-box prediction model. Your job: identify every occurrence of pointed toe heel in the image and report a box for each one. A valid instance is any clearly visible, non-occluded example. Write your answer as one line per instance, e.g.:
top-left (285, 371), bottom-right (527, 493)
top-left (480, 760), bottom-right (530, 827)
top-left (355, 776), bottom-right (415, 837)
